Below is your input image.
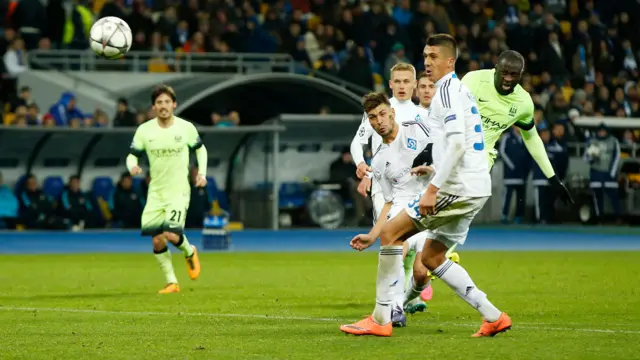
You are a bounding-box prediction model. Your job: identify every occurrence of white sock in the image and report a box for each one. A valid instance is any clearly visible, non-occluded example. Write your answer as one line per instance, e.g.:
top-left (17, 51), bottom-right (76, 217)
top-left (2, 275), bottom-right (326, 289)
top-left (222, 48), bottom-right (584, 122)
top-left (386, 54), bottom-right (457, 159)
top-left (433, 259), bottom-right (502, 322)
top-left (404, 278), bottom-right (430, 306)
top-left (154, 248), bottom-right (178, 285)
top-left (175, 235), bottom-right (194, 257)
top-left (372, 245), bottom-right (404, 325)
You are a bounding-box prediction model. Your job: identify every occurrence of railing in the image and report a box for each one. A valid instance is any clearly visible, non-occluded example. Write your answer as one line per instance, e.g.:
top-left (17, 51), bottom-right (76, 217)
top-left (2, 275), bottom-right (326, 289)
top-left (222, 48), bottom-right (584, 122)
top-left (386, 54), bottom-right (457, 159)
top-left (310, 70), bottom-right (372, 96)
top-left (28, 50), bottom-right (296, 73)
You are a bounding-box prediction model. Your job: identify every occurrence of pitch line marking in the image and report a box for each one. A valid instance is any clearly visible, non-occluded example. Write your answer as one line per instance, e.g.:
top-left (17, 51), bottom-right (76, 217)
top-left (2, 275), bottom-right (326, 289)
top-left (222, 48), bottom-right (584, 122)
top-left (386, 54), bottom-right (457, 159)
top-left (1, 306), bottom-right (639, 335)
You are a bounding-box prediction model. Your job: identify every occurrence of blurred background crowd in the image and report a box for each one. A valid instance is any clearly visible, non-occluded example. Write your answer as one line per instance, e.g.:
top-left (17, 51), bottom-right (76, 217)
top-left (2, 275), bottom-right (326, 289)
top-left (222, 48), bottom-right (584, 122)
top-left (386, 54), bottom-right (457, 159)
top-left (1, 0), bottom-right (640, 230)
top-left (0, 0), bottom-right (638, 135)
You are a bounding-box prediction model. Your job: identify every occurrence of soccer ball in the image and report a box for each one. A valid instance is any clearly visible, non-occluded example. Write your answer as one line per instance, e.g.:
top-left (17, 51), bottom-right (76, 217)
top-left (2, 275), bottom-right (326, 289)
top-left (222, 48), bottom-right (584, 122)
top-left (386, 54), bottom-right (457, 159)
top-left (89, 17), bottom-right (132, 59)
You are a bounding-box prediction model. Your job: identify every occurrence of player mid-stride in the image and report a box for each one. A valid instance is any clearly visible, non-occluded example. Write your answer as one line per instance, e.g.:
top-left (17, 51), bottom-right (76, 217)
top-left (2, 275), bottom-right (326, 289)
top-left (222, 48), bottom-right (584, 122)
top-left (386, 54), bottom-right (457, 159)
top-left (126, 85), bottom-right (208, 294)
top-left (340, 35), bottom-right (507, 337)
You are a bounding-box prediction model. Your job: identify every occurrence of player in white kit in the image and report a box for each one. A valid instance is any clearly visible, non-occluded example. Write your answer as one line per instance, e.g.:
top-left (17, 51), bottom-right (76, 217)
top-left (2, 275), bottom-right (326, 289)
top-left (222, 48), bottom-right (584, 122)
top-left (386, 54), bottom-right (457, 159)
top-left (341, 34), bottom-right (511, 338)
top-left (350, 62), bottom-right (430, 318)
top-left (350, 91), bottom-right (437, 328)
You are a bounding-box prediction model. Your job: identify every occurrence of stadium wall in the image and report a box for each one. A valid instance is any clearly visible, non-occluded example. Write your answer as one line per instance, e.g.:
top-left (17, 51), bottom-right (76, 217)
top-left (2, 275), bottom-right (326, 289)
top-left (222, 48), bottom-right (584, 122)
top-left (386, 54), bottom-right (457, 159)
top-left (1, 226), bottom-right (639, 254)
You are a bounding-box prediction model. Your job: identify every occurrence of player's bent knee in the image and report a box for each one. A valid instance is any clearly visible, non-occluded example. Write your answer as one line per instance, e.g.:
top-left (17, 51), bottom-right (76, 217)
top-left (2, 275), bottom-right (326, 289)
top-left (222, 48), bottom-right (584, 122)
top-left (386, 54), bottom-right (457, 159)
top-left (152, 235), bottom-right (167, 251)
top-left (163, 231), bottom-right (180, 243)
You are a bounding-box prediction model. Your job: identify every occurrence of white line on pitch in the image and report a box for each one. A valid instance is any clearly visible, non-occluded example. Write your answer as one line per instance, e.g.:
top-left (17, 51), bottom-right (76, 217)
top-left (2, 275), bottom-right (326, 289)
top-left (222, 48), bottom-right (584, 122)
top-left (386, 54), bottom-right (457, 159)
top-left (1, 306), bottom-right (639, 335)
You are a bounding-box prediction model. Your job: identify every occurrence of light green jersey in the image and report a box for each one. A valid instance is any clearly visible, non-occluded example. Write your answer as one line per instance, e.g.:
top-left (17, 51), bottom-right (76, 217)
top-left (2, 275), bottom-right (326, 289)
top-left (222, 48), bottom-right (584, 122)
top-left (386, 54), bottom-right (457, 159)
top-left (130, 116), bottom-right (202, 196)
top-left (461, 69), bottom-right (535, 167)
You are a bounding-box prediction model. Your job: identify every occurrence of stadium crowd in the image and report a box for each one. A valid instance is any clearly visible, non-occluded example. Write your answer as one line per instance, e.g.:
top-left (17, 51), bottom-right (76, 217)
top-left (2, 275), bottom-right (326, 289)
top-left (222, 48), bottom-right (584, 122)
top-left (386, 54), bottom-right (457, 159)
top-left (1, 0), bottom-right (640, 228)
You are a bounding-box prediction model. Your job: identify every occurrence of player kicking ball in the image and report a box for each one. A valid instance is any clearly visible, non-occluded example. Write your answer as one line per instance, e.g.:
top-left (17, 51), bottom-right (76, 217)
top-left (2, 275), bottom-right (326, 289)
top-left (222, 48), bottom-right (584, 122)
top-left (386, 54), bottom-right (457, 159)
top-left (126, 85), bottom-right (208, 294)
top-left (353, 92), bottom-right (439, 326)
top-left (341, 35), bottom-right (509, 337)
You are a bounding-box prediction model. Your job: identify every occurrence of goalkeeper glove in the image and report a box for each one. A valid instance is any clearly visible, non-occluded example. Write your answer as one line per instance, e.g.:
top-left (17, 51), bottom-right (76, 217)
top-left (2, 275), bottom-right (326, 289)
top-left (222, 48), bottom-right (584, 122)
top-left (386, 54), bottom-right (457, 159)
top-left (412, 143), bottom-right (433, 168)
top-left (548, 175), bottom-right (574, 205)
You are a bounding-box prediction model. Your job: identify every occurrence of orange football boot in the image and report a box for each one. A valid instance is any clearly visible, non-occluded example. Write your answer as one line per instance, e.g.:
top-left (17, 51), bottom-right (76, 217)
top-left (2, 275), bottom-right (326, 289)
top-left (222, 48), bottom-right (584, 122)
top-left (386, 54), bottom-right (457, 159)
top-left (158, 283), bottom-right (180, 294)
top-left (472, 312), bottom-right (512, 337)
top-left (340, 316), bottom-right (393, 337)
top-left (185, 245), bottom-right (201, 280)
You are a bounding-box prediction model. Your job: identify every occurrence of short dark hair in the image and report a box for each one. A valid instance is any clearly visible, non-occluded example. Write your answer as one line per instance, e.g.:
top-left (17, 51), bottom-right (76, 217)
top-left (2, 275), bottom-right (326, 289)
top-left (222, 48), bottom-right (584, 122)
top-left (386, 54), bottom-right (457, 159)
top-left (417, 71), bottom-right (429, 80)
top-left (497, 50), bottom-right (525, 70)
top-left (362, 92), bottom-right (391, 113)
top-left (426, 34), bottom-right (458, 59)
top-left (150, 84), bottom-right (177, 105)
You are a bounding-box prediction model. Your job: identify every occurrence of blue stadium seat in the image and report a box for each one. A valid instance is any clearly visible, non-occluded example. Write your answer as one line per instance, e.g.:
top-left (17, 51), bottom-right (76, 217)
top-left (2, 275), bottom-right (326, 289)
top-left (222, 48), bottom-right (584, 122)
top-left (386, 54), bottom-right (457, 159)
top-left (43, 176), bottom-right (65, 198)
top-left (13, 174), bottom-right (27, 196)
top-left (92, 177), bottom-right (114, 200)
top-left (206, 176), bottom-right (229, 211)
top-left (279, 182), bottom-right (307, 209)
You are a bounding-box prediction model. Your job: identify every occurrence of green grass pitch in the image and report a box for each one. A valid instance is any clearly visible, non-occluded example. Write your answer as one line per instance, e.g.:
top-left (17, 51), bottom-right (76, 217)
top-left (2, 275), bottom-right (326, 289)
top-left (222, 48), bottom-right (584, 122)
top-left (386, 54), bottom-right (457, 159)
top-left (1, 251), bottom-right (639, 359)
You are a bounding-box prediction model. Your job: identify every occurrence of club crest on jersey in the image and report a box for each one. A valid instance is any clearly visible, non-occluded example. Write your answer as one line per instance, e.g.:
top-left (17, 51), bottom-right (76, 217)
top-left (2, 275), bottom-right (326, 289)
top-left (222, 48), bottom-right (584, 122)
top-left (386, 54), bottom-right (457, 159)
top-left (175, 135), bottom-right (182, 142)
top-left (509, 104), bottom-right (517, 117)
top-left (414, 114), bottom-right (422, 122)
top-left (407, 138), bottom-right (417, 150)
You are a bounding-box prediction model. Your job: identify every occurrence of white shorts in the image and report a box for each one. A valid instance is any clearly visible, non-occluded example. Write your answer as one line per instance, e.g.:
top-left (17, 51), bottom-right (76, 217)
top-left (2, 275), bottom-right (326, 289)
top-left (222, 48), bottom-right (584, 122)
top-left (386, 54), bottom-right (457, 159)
top-left (372, 192), bottom-right (386, 224)
top-left (386, 204), bottom-right (427, 253)
top-left (405, 192), bottom-right (489, 249)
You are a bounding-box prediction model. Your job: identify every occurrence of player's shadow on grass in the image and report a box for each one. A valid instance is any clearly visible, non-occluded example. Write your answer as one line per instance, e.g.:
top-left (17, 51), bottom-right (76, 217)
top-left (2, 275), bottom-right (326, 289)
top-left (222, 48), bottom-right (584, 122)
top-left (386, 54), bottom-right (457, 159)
top-left (0, 292), bottom-right (149, 301)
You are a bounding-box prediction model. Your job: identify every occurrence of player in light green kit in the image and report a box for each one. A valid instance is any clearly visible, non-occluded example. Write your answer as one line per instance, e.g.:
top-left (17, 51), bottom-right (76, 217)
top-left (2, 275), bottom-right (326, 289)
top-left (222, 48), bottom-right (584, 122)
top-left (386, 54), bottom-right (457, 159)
top-left (461, 50), bottom-right (573, 203)
top-left (126, 85), bottom-right (208, 294)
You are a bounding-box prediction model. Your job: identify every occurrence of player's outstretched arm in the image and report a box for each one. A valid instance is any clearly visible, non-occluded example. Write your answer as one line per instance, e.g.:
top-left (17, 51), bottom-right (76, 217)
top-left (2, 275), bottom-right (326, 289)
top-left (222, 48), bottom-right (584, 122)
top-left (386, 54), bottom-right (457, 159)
top-left (520, 127), bottom-right (574, 204)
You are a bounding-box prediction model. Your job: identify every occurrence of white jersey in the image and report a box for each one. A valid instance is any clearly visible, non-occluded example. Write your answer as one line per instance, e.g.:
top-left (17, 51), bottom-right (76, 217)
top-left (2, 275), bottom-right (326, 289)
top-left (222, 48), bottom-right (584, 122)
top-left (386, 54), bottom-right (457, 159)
top-left (351, 97), bottom-right (430, 196)
top-left (427, 71), bottom-right (491, 197)
top-left (372, 121), bottom-right (432, 207)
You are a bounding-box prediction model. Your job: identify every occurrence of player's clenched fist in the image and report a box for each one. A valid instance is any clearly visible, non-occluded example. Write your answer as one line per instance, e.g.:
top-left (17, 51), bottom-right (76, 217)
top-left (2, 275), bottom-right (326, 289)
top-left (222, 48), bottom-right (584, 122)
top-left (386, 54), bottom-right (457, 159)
top-left (356, 162), bottom-right (372, 179)
top-left (195, 175), bottom-right (208, 187)
top-left (350, 233), bottom-right (375, 251)
top-left (129, 165), bottom-right (142, 176)
top-left (419, 189), bottom-right (437, 216)
top-left (357, 177), bottom-right (371, 197)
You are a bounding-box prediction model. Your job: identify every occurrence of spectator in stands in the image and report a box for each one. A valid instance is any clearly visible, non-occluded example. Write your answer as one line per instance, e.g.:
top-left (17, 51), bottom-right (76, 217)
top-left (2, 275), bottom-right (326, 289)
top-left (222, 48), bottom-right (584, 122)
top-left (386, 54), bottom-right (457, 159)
top-left (212, 111), bottom-right (240, 127)
top-left (110, 172), bottom-right (143, 229)
top-left (48, 92), bottom-right (85, 127)
top-left (499, 126), bottom-right (531, 224)
top-left (19, 174), bottom-right (71, 230)
top-left (532, 124), bottom-right (564, 224)
top-left (26, 104), bottom-right (40, 124)
top-left (113, 98), bottom-right (137, 127)
top-left (329, 147), bottom-right (367, 226)
top-left (9, 86), bottom-right (34, 112)
top-left (135, 111), bottom-right (147, 125)
top-left (59, 175), bottom-right (96, 230)
top-left (186, 166), bottom-right (211, 228)
top-left (552, 121), bottom-right (570, 181)
top-left (93, 110), bottom-right (110, 127)
top-left (3, 38), bottom-right (28, 77)
top-left (0, 172), bottom-right (19, 229)
top-left (585, 124), bottom-right (622, 223)
top-left (384, 43), bottom-right (410, 83)
top-left (12, 0), bottom-right (47, 50)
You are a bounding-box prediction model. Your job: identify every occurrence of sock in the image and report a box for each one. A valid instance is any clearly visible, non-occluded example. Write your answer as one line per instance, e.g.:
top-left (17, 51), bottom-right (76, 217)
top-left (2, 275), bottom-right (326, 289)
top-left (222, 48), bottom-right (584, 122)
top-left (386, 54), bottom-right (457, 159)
top-left (154, 247), bottom-right (178, 285)
top-left (433, 259), bottom-right (502, 322)
top-left (372, 245), bottom-right (404, 325)
top-left (404, 278), bottom-right (430, 306)
top-left (445, 244), bottom-right (458, 258)
top-left (403, 249), bottom-right (416, 288)
top-left (174, 235), bottom-right (194, 257)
